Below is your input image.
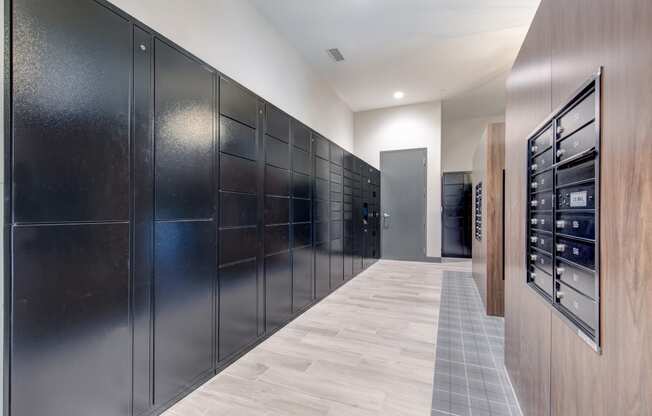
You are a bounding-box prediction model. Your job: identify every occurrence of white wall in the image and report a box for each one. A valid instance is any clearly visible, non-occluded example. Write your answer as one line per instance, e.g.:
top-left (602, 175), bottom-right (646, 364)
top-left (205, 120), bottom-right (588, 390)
top-left (442, 114), bottom-right (505, 172)
top-left (109, 0), bottom-right (354, 151)
top-left (353, 101), bottom-right (442, 258)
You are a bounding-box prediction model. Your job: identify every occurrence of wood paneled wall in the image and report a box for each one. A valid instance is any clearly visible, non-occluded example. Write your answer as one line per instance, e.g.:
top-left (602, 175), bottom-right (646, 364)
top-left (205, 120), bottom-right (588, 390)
top-left (472, 123), bottom-right (505, 317)
top-left (505, 0), bottom-right (652, 415)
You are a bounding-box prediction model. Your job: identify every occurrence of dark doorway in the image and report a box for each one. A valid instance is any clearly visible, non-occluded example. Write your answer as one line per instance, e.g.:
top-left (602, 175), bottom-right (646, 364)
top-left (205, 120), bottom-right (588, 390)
top-left (441, 172), bottom-right (473, 258)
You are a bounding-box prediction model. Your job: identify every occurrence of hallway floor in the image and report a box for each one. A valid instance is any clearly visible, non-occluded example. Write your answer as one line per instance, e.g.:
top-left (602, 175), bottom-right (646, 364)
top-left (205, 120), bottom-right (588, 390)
top-left (163, 260), bottom-right (519, 416)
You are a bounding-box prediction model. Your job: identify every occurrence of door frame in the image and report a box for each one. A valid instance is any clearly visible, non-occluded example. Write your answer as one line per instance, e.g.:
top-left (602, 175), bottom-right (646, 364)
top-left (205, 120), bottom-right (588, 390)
top-left (440, 171), bottom-right (473, 258)
top-left (379, 148), bottom-right (427, 261)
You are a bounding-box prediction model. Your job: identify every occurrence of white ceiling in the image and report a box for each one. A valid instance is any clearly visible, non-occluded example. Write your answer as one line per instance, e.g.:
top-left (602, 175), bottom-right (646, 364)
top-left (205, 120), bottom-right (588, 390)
top-left (250, 0), bottom-right (540, 112)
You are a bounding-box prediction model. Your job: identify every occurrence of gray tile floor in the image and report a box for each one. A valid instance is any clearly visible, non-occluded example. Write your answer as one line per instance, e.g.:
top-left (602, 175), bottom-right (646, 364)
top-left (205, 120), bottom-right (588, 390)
top-left (431, 271), bottom-right (522, 416)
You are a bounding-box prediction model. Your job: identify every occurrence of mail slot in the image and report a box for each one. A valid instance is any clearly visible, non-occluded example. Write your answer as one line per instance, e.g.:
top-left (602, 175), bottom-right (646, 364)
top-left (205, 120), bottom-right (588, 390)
top-left (531, 126), bottom-right (553, 154)
top-left (557, 121), bottom-right (596, 163)
top-left (530, 192), bottom-right (553, 211)
top-left (558, 183), bottom-right (595, 210)
top-left (530, 231), bottom-right (553, 253)
top-left (530, 266), bottom-right (553, 297)
top-left (557, 91), bottom-right (595, 139)
top-left (530, 250), bottom-right (553, 275)
top-left (556, 212), bottom-right (595, 240)
top-left (530, 213), bottom-right (553, 232)
top-left (556, 259), bottom-right (596, 300)
top-left (557, 158), bottom-right (595, 187)
top-left (531, 148), bottom-right (553, 172)
top-left (557, 281), bottom-right (596, 332)
top-left (531, 170), bottom-right (553, 192)
top-left (555, 236), bottom-right (595, 269)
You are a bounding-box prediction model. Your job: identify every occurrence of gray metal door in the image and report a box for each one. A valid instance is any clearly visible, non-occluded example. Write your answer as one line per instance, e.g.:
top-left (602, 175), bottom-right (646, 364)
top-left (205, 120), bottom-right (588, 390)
top-left (380, 148), bottom-right (427, 260)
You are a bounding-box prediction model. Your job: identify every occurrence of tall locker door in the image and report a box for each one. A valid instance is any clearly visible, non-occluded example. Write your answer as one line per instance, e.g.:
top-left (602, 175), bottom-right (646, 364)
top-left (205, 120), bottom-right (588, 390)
top-left (371, 168), bottom-right (381, 261)
top-left (218, 79), bottom-right (261, 360)
top-left (264, 105), bottom-right (292, 331)
top-left (352, 157), bottom-right (364, 275)
top-left (313, 134), bottom-right (331, 298)
top-left (153, 39), bottom-right (216, 406)
top-left (330, 143), bottom-right (344, 287)
top-left (292, 122), bottom-right (314, 311)
top-left (342, 152), bottom-right (354, 280)
top-left (133, 26), bottom-right (155, 416)
top-left (11, 1), bottom-right (131, 415)
top-left (362, 163), bottom-right (373, 268)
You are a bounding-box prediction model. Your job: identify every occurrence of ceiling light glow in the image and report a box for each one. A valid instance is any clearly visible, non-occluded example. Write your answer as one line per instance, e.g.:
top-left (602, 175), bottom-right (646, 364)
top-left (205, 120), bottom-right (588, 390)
top-left (393, 91), bottom-right (405, 99)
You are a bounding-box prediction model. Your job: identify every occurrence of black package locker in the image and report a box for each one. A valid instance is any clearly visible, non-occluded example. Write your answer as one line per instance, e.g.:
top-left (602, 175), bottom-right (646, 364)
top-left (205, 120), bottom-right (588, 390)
top-left (10, 1), bottom-right (132, 415)
top-left (330, 143), bottom-right (345, 287)
top-left (153, 39), bottom-right (217, 407)
top-left (342, 152), bottom-right (355, 280)
top-left (313, 134), bottom-right (331, 298)
top-left (371, 167), bottom-right (381, 261)
top-left (218, 79), bottom-right (261, 361)
top-left (264, 105), bottom-right (292, 331)
top-left (132, 26), bottom-right (155, 416)
top-left (362, 163), bottom-right (375, 268)
top-left (291, 121), bottom-right (314, 312)
top-left (6, 1), bottom-right (382, 415)
top-left (352, 157), bottom-right (364, 275)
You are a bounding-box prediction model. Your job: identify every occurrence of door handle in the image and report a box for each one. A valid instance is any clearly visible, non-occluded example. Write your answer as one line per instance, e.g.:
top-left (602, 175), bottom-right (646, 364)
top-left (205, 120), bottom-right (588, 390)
top-left (383, 212), bottom-right (390, 228)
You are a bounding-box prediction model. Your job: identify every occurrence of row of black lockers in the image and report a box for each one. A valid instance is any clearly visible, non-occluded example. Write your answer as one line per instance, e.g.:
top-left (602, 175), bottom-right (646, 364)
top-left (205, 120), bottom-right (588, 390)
top-left (7, 1), bottom-right (381, 416)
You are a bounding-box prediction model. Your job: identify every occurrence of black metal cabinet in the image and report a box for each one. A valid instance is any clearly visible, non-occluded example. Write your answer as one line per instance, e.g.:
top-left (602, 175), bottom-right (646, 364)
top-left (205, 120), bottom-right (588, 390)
top-left (342, 152), bottom-right (355, 280)
top-left (11, 1), bottom-right (132, 415)
top-left (7, 2), bottom-right (382, 416)
top-left (330, 143), bottom-right (344, 287)
top-left (132, 26), bottom-right (155, 416)
top-left (153, 39), bottom-right (216, 406)
top-left (292, 121), bottom-right (314, 312)
top-left (218, 78), bottom-right (261, 361)
top-left (12, 0), bottom-right (131, 224)
top-left (526, 74), bottom-right (600, 349)
top-left (264, 104), bottom-right (292, 332)
top-left (313, 134), bottom-right (331, 298)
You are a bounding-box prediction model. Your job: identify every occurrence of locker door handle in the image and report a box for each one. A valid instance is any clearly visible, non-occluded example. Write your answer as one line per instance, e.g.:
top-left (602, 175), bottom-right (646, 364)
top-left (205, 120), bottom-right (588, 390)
top-left (383, 212), bottom-right (390, 228)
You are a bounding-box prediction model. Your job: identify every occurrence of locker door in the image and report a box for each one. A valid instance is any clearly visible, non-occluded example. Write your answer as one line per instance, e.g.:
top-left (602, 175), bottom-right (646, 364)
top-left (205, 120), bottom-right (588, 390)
top-left (264, 105), bottom-right (292, 331)
top-left (153, 39), bottom-right (216, 406)
top-left (292, 121), bottom-right (314, 311)
top-left (11, 1), bottom-right (132, 415)
top-left (133, 26), bottom-right (155, 416)
top-left (330, 143), bottom-right (344, 286)
top-left (218, 78), bottom-right (261, 360)
top-left (313, 134), bottom-right (331, 298)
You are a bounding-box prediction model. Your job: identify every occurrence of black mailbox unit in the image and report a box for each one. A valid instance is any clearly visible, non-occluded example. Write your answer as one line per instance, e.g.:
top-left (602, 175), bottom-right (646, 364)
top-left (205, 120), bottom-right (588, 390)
top-left (526, 72), bottom-right (601, 351)
top-left (475, 182), bottom-right (483, 241)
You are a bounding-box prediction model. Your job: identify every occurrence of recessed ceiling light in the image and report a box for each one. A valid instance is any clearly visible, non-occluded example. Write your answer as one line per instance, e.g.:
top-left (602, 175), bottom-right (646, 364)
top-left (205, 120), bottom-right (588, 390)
top-left (393, 91), bottom-right (404, 100)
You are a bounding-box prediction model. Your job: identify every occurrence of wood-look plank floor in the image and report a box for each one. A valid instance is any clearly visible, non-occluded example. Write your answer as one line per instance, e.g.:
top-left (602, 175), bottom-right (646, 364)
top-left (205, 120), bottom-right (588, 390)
top-left (163, 260), bottom-right (471, 416)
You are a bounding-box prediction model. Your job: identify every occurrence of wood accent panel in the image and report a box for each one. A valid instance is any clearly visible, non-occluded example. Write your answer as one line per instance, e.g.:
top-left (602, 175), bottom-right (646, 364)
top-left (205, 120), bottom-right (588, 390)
top-left (504, 2), bottom-right (552, 415)
top-left (472, 123), bottom-right (505, 316)
top-left (548, 0), bottom-right (652, 415)
top-left (507, 0), bottom-right (652, 415)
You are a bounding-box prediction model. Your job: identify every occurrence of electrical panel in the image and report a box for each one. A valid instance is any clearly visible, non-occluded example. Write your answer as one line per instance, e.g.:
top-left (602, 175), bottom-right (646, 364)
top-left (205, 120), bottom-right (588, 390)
top-left (526, 72), bottom-right (601, 351)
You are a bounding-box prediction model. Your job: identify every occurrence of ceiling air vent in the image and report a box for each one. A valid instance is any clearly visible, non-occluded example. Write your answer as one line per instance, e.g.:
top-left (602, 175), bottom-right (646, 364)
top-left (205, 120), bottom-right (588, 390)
top-left (327, 48), bottom-right (345, 62)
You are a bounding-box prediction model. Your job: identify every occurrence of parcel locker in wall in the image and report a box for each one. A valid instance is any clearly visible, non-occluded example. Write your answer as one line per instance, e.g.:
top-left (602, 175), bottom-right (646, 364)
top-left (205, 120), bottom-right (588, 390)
top-left (330, 143), bottom-right (345, 287)
top-left (292, 121), bottom-right (315, 311)
top-left (264, 104), bottom-right (293, 331)
top-left (10, 1), bottom-right (132, 414)
top-left (153, 39), bottom-right (216, 406)
top-left (313, 134), bottom-right (331, 298)
top-left (219, 78), bottom-right (261, 361)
